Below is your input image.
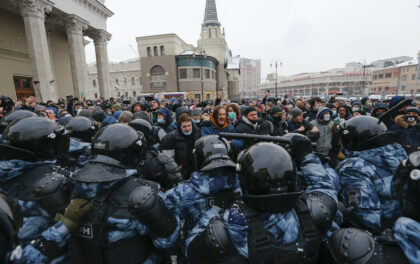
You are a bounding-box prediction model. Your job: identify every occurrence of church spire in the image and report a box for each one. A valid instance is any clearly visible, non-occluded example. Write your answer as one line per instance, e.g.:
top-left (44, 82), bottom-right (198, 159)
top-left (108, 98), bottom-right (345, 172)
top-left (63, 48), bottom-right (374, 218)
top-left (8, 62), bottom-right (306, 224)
top-left (203, 0), bottom-right (219, 26)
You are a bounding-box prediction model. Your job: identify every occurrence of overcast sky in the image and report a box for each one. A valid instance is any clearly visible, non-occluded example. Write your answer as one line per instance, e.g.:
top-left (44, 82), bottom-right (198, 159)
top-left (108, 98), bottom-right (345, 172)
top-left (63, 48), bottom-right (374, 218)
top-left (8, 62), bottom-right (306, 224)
top-left (85, 0), bottom-right (420, 78)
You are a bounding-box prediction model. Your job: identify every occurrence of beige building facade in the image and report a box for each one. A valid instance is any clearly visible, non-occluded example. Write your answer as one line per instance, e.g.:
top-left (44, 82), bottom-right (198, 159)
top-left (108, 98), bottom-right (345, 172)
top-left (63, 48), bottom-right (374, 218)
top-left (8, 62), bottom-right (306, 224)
top-left (258, 63), bottom-right (373, 98)
top-left (135, 0), bottom-right (240, 101)
top-left (87, 58), bottom-right (142, 99)
top-left (0, 0), bottom-right (113, 101)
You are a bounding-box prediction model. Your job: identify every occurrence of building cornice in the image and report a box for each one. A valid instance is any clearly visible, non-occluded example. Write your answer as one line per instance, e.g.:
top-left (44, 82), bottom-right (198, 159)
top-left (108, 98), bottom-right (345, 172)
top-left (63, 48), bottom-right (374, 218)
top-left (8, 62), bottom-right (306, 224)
top-left (0, 48), bottom-right (29, 62)
top-left (72, 0), bottom-right (114, 19)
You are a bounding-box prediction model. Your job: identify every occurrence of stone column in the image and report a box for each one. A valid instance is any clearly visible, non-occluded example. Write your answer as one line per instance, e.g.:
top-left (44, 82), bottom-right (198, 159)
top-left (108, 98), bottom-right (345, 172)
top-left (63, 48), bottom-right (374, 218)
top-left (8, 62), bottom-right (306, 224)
top-left (65, 15), bottom-right (89, 98)
top-left (89, 30), bottom-right (112, 99)
top-left (18, 0), bottom-right (58, 102)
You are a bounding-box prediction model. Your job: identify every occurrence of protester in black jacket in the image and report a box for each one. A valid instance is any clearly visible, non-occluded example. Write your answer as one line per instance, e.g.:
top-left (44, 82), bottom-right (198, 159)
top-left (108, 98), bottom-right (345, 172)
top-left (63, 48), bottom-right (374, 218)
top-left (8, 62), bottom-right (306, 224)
top-left (287, 108), bottom-right (320, 141)
top-left (233, 107), bottom-right (261, 152)
top-left (159, 113), bottom-right (201, 179)
top-left (304, 97), bottom-right (323, 121)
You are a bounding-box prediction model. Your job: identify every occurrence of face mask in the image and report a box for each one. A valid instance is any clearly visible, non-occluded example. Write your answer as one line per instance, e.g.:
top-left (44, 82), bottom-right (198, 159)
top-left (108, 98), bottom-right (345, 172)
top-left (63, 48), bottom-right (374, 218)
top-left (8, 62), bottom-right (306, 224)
top-left (352, 107), bottom-right (359, 112)
top-left (288, 105), bottom-right (294, 109)
top-left (228, 112), bottom-right (237, 121)
top-left (373, 113), bottom-right (384, 118)
top-left (183, 130), bottom-right (192, 136)
top-left (323, 114), bottom-right (331, 122)
top-left (332, 110), bottom-right (337, 116)
top-left (406, 116), bottom-right (417, 123)
top-left (367, 102), bottom-right (373, 107)
top-left (314, 105), bottom-right (320, 111)
top-left (193, 119), bottom-right (201, 124)
top-left (273, 116), bottom-right (282, 124)
top-left (157, 118), bottom-right (165, 124)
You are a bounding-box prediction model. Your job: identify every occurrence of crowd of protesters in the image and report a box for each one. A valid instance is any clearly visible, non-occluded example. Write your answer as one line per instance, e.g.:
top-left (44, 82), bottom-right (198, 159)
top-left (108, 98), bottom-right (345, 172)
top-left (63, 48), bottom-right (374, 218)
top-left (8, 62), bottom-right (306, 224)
top-left (1, 90), bottom-right (420, 263)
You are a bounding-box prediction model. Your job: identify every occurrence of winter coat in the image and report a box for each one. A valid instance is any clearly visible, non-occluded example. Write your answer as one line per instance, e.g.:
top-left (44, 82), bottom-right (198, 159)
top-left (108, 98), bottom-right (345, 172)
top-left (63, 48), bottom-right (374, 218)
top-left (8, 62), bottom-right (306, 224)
top-left (304, 109), bottom-right (318, 121)
top-left (201, 116), bottom-right (234, 136)
top-left (311, 107), bottom-right (334, 156)
top-left (233, 117), bottom-right (260, 152)
top-left (154, 108), bottom-right (173, 133)
top-left (391, 115), bottom-right (420, 154)
top-left (159, 124), bottom-right (201, 179)
top-left (287, 119), bottom-right (320, 141)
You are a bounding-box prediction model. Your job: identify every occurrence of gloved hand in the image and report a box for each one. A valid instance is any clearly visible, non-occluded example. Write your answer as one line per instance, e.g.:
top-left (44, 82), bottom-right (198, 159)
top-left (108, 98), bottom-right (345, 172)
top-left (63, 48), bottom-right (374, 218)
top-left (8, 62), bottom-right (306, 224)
top-left (55, 198), bottom-right (93, 232)
top-left (333, 117), bottom-right (341, 125)
top-left (290, 134), bottom-right (312, 160)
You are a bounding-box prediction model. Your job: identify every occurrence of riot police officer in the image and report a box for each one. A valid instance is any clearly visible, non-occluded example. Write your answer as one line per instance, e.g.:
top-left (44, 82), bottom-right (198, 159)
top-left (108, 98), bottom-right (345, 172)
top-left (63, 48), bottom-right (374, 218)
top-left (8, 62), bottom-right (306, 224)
top-left (0, 194), bottom-right (14, 263)
top-left (61, 116), bottom-right (98, 171)
top-left (391, 151), bottom-right (420, 263)
top-left (165, 135), bottom-right (240, 236)
top-left (129, 119), bottom-right (182, 190)
top-left (185, 135), bottom-right (338, 264)
top-left (337, 116), bottom-right (408, 232)
top-left (0, 110), bottom-right (37, 138)
top-left (0, 117), bottom-right (70, 244)
top-left (14, 124), bottom-right (181, 264)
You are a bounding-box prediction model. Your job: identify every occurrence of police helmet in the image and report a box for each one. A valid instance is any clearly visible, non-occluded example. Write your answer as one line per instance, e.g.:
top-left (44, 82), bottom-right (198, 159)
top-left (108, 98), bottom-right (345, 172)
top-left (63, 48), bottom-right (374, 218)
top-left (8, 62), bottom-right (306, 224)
top-left (0, 110), bottom-right (37, 134)
top-left (64, 116), bottom-right (98, 143)
top-left (194, 135), bottom-right (236, 172)
top-left (0, 117), bottom-right (69, 161)
top-left (339, 116), bottom-right (397, 151)
top-left (92, 124), bottom-right (146, 168)
top-left (128, 119), bottom-right (153, 145)
top-left (239, 142), bottom-right (300, 213)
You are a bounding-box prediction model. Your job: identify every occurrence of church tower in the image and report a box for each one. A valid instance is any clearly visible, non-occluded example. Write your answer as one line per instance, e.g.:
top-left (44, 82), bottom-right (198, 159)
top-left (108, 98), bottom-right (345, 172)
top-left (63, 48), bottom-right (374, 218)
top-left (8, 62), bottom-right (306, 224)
top-left (198, 0), bottom-right (228, 97)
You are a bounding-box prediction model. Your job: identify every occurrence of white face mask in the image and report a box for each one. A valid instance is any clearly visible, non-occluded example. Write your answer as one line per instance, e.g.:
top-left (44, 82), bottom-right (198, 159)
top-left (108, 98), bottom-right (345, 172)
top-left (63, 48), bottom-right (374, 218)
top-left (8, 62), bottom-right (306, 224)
top-left (406, 116), bottom-right (417, 123)
top-left (323, 114), bottom-right (331, 122)
top-left (352, 107), bottom-right (359, 112)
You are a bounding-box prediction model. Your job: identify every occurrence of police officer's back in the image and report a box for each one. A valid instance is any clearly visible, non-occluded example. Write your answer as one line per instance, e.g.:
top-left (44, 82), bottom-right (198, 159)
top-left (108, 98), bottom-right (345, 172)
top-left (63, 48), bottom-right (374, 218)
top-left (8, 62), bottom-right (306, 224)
top-left (337, 116), bottom-right (408, 232)
top-left (186, 136), bottom-right (338, 264)
top-left (0, 117), bottom-right (70, 244)
top-left (129, 119), bottom-right (182, 190)
top-left (165, 135), bottom-right (240, 234)
top-left (0, 194), bottom-right (14, 263)
top-left (14, 124), bottom-right (181, 264)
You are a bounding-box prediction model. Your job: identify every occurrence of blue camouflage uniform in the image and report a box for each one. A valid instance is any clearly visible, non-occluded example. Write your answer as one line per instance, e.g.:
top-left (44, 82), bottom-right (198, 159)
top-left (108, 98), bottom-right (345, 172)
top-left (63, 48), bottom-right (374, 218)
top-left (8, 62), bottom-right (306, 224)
top-left (337, 143), bottom-right (408, 231)
top-left (13, 171), bottom-right (181, 264)
top-left (0, 160), bottom-right (58, 244)
top-left (393, 217), bottom-right (420, 264)
top-left (185, 153), bottom-right (338, 259)
top-left (165, 167), bottom-right (241, 234)
top-left (61, 138), bottom-right (91, 172)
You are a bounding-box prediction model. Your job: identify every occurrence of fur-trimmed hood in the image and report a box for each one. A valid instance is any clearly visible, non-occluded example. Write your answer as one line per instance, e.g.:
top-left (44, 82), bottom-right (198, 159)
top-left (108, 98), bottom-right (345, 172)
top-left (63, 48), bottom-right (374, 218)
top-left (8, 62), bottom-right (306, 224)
top-left (394, 114), bottom-right (409, 129)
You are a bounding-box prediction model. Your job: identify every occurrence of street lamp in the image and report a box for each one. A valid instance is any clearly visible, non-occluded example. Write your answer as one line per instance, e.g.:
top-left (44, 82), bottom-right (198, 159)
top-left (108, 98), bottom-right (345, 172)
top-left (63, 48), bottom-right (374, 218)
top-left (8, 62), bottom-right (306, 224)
top-left (193, 49), bottom-right (207, 102)
top-left (270, 60), bottom-right (282, 97)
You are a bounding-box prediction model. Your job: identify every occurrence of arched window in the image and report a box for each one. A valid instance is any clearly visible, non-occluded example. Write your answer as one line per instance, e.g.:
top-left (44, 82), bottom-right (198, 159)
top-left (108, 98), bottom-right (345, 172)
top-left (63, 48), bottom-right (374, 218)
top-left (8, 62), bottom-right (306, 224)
top-left (93, 79), bottom-right (96, 87)
top-left (132, 77), bottom-right (135, 86)
top-left (150, 65), bottom-right (166, 89)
